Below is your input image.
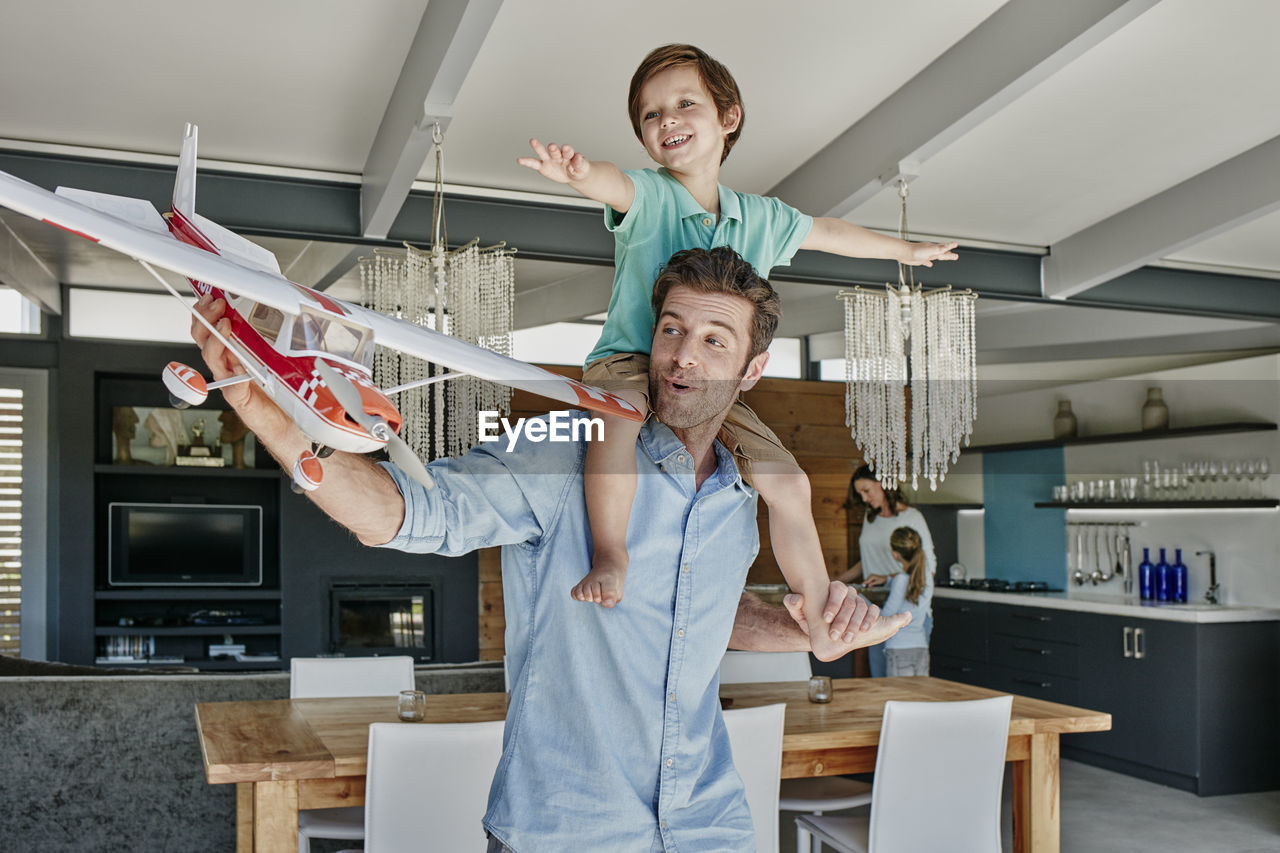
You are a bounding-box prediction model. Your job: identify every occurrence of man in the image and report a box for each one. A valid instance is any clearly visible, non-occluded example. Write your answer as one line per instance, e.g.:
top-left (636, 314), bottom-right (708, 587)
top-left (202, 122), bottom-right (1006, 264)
top-left (192, 246), bottom-right (907, 852)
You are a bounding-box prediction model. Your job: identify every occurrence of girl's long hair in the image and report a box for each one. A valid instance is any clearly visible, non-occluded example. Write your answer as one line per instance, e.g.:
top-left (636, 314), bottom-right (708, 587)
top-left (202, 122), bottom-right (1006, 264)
top-left (890, 526), bottom-right (927, 605)
top-left (845, 464), bottom-right (908, 524)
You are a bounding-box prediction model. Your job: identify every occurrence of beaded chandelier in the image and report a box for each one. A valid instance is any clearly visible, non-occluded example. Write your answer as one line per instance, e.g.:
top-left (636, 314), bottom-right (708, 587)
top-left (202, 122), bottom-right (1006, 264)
top-left (360, 124), bottom-right (515, 461)
top-left (838, 180), bottom-right (977, 490)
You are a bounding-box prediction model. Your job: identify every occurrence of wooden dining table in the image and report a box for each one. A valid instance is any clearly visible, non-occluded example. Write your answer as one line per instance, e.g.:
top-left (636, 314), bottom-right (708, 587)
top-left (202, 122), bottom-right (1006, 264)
top-left (196, 676), bottom-right (1109, 853)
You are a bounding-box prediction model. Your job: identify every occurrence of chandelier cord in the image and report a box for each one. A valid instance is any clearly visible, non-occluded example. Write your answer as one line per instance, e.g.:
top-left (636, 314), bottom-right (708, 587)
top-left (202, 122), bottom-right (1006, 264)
top-left (359, 122), bottom-right (515, 462)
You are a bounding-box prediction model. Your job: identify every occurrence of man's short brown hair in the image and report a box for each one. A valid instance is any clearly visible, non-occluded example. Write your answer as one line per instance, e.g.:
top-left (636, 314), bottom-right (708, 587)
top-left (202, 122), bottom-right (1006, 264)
top-left (651, 247), bottom-right (780, 363)
top-left (628, 44), bottom-right (744, 164)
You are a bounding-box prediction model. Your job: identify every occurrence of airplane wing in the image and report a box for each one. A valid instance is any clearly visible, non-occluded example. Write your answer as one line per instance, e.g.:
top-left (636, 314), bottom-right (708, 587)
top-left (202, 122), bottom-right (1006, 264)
top-left (0, 169), bottom-right (643, 422)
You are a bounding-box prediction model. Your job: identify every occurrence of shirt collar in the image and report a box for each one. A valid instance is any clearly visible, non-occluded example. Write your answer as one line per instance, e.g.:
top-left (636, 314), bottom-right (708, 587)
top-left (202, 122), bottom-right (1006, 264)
top-left (638, 420), bottom-right (749, 492)
top-left (657, 168), bottom-right (741, 223)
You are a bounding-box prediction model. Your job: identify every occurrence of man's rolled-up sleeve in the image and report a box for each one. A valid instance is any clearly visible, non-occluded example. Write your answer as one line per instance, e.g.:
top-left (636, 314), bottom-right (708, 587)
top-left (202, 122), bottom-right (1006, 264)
top-left (376, 447), bottom-right (550, 557)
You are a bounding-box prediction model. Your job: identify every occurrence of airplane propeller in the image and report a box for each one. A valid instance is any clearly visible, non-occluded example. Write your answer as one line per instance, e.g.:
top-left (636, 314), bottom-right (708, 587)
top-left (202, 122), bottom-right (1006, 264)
top-left (313, 359), bottom-right (435, 490)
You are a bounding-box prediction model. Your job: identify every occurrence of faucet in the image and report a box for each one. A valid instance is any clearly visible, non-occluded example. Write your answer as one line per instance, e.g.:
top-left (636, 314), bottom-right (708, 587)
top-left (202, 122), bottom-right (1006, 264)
top-left (1196, 550), bottom-right (1219, 604)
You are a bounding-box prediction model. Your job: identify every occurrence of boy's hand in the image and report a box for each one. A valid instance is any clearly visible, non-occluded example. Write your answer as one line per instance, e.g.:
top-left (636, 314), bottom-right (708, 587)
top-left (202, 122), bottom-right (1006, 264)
top-left (517, 138), bottom-right (591, 184)
top-left (901, 240), bottom-right (959, 267)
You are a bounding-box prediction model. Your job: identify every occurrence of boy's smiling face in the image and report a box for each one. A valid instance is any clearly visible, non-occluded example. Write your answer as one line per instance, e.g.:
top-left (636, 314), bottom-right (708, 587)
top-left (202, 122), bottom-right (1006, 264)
top-left (636, 65), bottom-right (741, 175)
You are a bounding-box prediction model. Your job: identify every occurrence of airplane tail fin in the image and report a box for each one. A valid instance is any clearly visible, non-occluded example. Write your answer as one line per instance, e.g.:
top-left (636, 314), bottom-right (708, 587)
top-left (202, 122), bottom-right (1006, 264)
top-left (172, 123), bottom-right (198, 220)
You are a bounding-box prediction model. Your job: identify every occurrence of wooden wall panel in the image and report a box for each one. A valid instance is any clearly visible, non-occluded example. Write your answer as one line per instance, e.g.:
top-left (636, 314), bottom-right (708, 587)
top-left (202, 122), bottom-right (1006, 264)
top-left (479, 367), bottom-right (863, 656)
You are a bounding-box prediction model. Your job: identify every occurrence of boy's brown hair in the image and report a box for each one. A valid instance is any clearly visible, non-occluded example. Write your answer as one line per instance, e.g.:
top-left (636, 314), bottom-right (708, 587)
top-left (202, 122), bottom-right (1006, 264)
top-left (651, 247), bottom-right (780, 364)
top-left (628, 44), bottom-right (744, 164)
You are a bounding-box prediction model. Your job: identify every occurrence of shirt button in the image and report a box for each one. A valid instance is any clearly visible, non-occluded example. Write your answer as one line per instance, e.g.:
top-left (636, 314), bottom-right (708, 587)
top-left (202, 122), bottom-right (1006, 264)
top-left (682, 564), bottom-right (689, 573)
top-left (702, 217), bottom-right (712, 226)
top-left (677, 628), bottom-right (685, 638)
top-left (677, 454), bottom-right (686, 464)
top-left (666, 758), bottom-right (674, 768)
top-left (661, 821), bottom-right (668, 830)
top-left (668, 692), bottom-right (675, 701)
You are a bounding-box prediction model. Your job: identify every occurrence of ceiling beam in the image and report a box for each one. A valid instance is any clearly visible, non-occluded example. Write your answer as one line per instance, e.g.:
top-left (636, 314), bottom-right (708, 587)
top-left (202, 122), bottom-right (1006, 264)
top-left (281, 241), bottom-right (363, 291)
top-left (775, 293), bottom-right (845, 338)
top-left (5, 149), bottom-right (1277, 321)
top-left (513, 267), bottom-right (614, 330)
top-left (1042, 133), bottom-right (1280, 299)
top-left (0, 215), bottom-right (60, 314)
top-left (360, 0), bottom-right (502, 239)
top-left (767, 0), bottom-right (1161, 217)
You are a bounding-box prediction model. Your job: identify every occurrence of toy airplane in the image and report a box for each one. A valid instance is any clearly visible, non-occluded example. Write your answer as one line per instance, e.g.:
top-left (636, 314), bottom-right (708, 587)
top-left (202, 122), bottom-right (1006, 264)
top-left (0, 124), bottom-right (643, 492)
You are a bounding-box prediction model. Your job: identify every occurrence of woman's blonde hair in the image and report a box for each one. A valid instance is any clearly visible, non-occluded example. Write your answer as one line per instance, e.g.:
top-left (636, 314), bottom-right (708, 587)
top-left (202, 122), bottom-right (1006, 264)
top-left (889, 526), bottom-right (927, 605)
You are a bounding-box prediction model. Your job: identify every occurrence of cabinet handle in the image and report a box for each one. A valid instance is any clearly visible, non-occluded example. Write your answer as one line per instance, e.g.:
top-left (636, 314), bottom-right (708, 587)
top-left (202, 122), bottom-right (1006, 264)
top-left (1011, 613), bottom-right (1051, 623)
top-left (1134, 627), bottom-right (1145, 660)
top-left (1123, 626), bottom-right (1133, 659)
top-left (1013, 677), bottom-right (1051, 689)
top-left (1013, 644), bottom-right (1050, 656)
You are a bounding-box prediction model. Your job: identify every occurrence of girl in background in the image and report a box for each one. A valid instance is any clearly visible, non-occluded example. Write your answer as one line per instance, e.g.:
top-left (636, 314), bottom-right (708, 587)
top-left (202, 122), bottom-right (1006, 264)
top-left (882, 526), bottom-right (933, 676)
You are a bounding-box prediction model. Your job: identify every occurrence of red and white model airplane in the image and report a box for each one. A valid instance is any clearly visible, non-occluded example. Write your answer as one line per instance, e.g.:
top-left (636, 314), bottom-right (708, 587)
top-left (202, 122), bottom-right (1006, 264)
top-left (0, 125), bottom-right (642, 491)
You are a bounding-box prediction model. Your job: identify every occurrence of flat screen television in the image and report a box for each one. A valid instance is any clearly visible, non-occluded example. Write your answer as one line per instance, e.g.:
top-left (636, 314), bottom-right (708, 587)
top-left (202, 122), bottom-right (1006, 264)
top-left (108, 502), bottom-right (263, 586)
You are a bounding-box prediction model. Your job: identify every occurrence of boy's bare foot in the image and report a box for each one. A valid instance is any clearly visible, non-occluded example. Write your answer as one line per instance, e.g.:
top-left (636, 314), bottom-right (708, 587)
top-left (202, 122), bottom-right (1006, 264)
top-left (807, 612), bottom-right (912, 661)
top-left (571, 556), bottom-right (627, 608)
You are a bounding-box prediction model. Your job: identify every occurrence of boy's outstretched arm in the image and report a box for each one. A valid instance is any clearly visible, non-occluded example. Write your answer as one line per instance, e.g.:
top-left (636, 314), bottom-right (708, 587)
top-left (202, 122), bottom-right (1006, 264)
top-left (802, 217), bottom-right (959, 267)
top-left (517, 138), bottom-right (635, 212)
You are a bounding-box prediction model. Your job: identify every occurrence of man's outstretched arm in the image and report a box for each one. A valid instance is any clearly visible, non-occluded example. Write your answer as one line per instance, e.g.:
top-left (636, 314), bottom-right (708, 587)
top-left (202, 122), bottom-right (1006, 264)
top-left (728, 583), bottom-right (910, 660)
top-left (191, 294), bottom-right (406, 545)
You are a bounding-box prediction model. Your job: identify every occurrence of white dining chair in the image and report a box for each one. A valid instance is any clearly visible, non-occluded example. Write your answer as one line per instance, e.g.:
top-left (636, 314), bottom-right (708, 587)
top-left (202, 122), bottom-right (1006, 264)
top-left (795, 695), bottom-right (1013, 853)
top-left (290, 656), bottom-right (416, 853)
top-left (723, 703), bottom-right (786, 853)
top-left (338, 720), bottom-right (505, 853)
top-left (719, 651), bottom-right (873, 853)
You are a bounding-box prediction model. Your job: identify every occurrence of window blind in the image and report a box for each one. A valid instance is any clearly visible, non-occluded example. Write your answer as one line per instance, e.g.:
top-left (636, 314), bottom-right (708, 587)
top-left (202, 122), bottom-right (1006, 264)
top-left (0, 388), bottom-right (22, 655)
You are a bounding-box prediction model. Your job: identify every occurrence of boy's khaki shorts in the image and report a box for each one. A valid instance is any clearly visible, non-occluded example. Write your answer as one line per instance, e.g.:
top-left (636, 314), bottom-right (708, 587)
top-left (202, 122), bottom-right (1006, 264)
top-left (583, 352), bottom-right (796, 486)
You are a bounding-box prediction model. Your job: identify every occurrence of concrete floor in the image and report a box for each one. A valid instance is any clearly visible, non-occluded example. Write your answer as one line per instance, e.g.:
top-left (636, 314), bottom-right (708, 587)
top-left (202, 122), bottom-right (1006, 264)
top-left (779, 759), bottom-right (1280, 853)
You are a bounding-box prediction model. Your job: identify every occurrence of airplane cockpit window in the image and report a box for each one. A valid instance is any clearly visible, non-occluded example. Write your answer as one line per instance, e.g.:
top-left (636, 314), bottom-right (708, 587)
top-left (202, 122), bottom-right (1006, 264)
top-left (246, 302), bottom-right (285, 343)
top-left (287, 306), bottom-right (374, 369)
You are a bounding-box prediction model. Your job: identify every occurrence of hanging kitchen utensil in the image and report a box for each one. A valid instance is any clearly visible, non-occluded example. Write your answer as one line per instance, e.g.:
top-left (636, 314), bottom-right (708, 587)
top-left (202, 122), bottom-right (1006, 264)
top-left (1072, 525), bottom-right (1085, 585)
top-left (1090, 526), bottom-right (1103, 584)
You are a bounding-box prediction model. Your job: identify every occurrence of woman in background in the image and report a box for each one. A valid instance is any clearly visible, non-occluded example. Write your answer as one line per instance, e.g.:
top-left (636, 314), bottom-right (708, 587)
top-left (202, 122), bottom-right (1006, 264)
top-left (838, 464), bottom-right (936, 676)
top-left (882, 527), bottom-right (933, 676)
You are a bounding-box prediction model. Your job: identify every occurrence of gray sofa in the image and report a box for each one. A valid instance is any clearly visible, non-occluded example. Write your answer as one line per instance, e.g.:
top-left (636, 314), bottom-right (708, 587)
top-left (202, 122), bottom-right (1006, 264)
top-left (0, 660), bottom-right (503, 852)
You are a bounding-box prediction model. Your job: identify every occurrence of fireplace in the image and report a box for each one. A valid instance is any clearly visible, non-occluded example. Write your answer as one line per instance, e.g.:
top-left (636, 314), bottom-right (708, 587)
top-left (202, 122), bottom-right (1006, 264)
top-left (328, 581), bottom-right (441, 661)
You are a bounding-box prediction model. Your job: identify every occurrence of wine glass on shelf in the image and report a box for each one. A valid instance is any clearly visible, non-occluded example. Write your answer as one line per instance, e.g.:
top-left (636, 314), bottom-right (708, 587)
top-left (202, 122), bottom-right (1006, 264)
top-left (1230, 459), bottom-right (1246, 500)
top-left (1206, 458), bottom-right (1220, 500)
top-left (1194, 458), bottom-right (1210, 500)
top-left (1244, 458), bottom-right (1258, 498)
top-left (1258, 457), bottom-right (1271, 499)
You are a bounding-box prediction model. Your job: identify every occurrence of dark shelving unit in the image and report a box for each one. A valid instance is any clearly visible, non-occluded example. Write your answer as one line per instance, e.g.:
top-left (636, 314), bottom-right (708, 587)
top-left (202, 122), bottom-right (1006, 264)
top-left (1035, 500), bottom-right (1278, 510)
top-left (969, 421), bottom-right (1276, 454)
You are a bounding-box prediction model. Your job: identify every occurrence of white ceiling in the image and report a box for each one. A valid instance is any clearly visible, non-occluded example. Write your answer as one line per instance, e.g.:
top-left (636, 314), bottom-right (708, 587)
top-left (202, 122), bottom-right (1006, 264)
top-left (1, 0), bottom-right (1278, 376)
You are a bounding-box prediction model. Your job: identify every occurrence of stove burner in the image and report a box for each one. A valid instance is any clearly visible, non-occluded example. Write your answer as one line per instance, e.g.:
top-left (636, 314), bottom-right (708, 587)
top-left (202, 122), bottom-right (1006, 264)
top-left (945, 578), bottom-right (1061, 593)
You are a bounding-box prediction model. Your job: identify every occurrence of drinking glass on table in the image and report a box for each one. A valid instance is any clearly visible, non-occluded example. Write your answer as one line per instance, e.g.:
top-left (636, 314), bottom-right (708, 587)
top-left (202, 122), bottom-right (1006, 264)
top-left (398, 690), bottom-right (426, 722)
top-left (808, 676), bottom-right (833, 704)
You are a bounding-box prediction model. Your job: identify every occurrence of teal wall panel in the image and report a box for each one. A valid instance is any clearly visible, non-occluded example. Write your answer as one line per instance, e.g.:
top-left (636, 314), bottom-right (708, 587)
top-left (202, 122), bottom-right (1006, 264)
top-left (982, 448), bottom-right (1066, 583)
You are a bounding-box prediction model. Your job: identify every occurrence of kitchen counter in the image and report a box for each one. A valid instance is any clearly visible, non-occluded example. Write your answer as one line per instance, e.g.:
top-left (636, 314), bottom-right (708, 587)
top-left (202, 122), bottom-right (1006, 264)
top-left (933, 586), bottom-right (1280, 623)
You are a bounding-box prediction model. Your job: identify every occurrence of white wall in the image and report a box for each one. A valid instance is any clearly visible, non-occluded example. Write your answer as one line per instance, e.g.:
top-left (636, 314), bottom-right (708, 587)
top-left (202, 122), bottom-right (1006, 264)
top-left (957, 353), bottom-right (1280, 605)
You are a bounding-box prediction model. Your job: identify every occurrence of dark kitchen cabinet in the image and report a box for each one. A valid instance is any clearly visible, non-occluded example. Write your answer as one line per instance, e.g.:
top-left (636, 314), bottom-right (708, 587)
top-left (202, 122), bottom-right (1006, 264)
top-left (930, 595), bottom-right (1280, 795)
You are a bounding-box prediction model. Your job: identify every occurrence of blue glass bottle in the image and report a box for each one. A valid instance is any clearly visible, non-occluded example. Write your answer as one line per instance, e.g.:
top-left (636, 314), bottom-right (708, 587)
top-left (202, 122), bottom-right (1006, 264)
top-left (1155, 548), bottom-right (1171, 602)
top-left (1172, 548), bottom-right (1188, 603)
top-left (1139, 547), bottom-right (1154, 600)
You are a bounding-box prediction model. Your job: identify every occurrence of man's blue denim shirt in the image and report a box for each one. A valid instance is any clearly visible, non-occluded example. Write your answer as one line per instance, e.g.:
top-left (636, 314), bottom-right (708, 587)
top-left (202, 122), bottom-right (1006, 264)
top-left (381, 414), bottom-right (761, 852)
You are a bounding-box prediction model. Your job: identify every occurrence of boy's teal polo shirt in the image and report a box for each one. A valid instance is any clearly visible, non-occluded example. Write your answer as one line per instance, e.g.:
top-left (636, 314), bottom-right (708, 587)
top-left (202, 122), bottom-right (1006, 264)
top-left (585, 167), bottom-right (813, 366)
